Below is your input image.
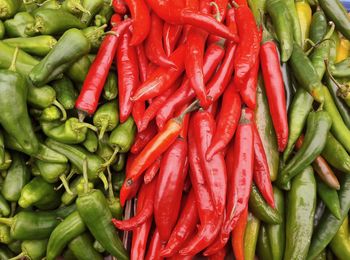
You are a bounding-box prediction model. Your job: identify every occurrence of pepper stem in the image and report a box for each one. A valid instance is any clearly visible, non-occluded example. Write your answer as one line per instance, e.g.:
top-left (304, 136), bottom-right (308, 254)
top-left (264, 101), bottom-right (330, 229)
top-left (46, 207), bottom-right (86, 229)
top-left (60, 175), bottom-right (73, 195)
top-left (325, 59), bottom-right (348, 92)
top-left (82, 158), bottom-right (89, 193)
top-left (0, 217), bottom-right (13, 226)
top-left (230, 0), bottom-right (239, 8)
top-left (77, 110), bottom-right (87, 122)
top-left (77, 122), bottom-right (98, 132)
top-left (101, 146), bottom-right (119, 168)
top-left (210, 2), bottom-right (222, 22)
top-left (53, 100), bottom-right (67, 121)
top-left (98, 172), bottom-right (109, 190)
top-left (8, 47), bottom-right (19, 72)
top-left (178, 100), bottom-right (200, 121)
top-left (71, 0), bottom-right (91, 15)
top-left (107, 166), bottom-right (115, 200)
top-left (98, 121), bottom-right (109, 140)
top-left (8, 252), bottom-right (26, 260)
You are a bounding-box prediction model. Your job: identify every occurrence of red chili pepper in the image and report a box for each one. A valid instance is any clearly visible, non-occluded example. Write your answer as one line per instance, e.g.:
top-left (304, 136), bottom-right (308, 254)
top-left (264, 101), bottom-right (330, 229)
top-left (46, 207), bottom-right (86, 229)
top-left (131, 45), bottom-right (186, 102)
top-left (163, 23), bottom-right (183, 56)
top-left (75, 19), bottom-right (132, 117)
top-left (178, 25), bottom-right (192, 46)
top-left (174, 103), bottom-right (190, 139)
top-left (145, 0), bottom-right (239, 42)
top-left (205, 42), bottom-right (236, 107)
top-left (253, 124), bottom-right (275, 208)
top-left (154, 137), bottom-right (188, 242)
top-left (232, 4), bottom-right (260, 91)
top-left (138, 79), bottom-right (180, 132)
top-left (168, 254), bottom-right (193, 260)
top-left (183, 175), bottom-right (191, 192)
top-left (112, 0), bottom-right (127, 14)
top-left (116, 30), bottom-right (140, 123)
top-left (179, 122), bottom-right (222, 256)
top-left (192, 110), bottom-right (227, 215)
top-left (131, 122), bottom-right (157, 154)
top-left (221, 108), bottom-right (254, 243)
top-left (212, 0), bottom-right (228, 22)
top-left (239, 57), bottom-right (260, 109)
top-left (136, 44), bottom-right (149, 83)
top-left (231, 207), bottom-right (249, 260)
top-left (124, 0), bottom-right (150, 45)
top-left (110, 13), bottom-right (121, 27)
top-left (113, 178), bottom-right (156, 230)
top-left (260, 40), bottom-right (288, 152)
top-left (156, 43), bottom-right (225, 129)
top-left (145, 229), bottom-right (164, 260)
top-left (206, 82), bottom-right (241, 160)
top-left (119, 154), bottom-right (142, 206)
top-left (144, 156), bottom-right (162, 184)
top-left (160, 190), bottom-right (198, 257)
top-left (208, 246), bottom-right (227, 260)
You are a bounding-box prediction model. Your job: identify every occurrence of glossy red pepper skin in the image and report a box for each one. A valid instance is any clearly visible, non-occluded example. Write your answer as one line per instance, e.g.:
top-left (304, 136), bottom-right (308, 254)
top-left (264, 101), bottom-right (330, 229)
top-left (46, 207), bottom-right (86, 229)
top-left (131, 122), bottom-right (157, 154)
top-left (113, 178), bottom-right (156, 230)
top-left (112, 0), bottom-right (127, 14)
top-left (192, 110), bottom-right (227, 215)
top-left (110, 13), bottom-right (122, 26)
top-left (221, 108), bottom-right (254, 243)
top-left (231, 207), bottom-right (249, 260)
top-left (161, 190), bottom-right (198, 257)
top-left (154, 138), bottom-right (188, 241)
top-left (163, 23), bottom-right (183, 56)
top-left (232, 5), bottom-right (260, 91)
top-left (116, 30), bottom-right (139, 123)
top-left (175, 103), bottom-right (190, 139)
top-left (145, 13), bottom-right (177, 68)
top-left (240, 56), bottom-right (260, 109)
top-left (206, 82), bottom-right (241, 160)
top-left (179, 122), bottom-right (222, 256)
top-left (253, 124), bottom-right (275, 208)
top-left (212, 0), bottom-right (229, 22)
top-left (156, 43), bottom-right (225, 129)
top-left (260, 41), bottom-right (288, 151)
top-left (75, 20), bottom-right (132, 116)
top-left (144, 156), bottom-right (161, 184)
top-left (145, 229), bottom-right (164, 260)
top-left (124, 0), bottom-right (150, 45)
top-left (131, 45), bottom-right (186, 102)
top-left (208, 246), bottom-right (227, 260)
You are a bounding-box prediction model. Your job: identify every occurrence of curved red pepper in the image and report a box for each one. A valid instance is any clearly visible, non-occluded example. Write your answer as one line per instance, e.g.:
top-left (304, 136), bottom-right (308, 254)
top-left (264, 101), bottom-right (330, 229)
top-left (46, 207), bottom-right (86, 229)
top-left (239, 57), bottom-right (259, 109)
top-left (192, 110), bottom-right (227, 215)
top-left (136, 44), bottom-right (149, 83)
top-left (232, 4), bottom-right (260, 91)
top-left (208, 246), bottom-right (227, 260)
top-left (143, 156), bottom-right (162, 184)
top-left (163, 23), bottom-right (183, 56)
top-left (116, 30), bottom-right (139, 123)
top-left (145, 0), bottom-right (239, 42)
top-left (131, 122), bottom-right (157, 154)
top-left (112, 0), bottom-right (127, 14)
top-left (75, 19), bottom-right (132, 117)
top-left (145, 229), bottom-right (164, 260)
top-left (113, 178), bottom-right (156, 230)
top-left (160, 190), bottom-right (198, 257)
top-left (156, 43), bottom-right (225, 129)
top-left (206, 82), bottom-right (241, 160)
top-left (110, 13), bottom-right (122, 26)
top-left (145, 13), bottom-right (177, 68)
top-left (231, 207), bottom-right (249, 260)
top-left (154, 138), bottom-right (188, 242)
top-left (260, 41), bottom-right (288, 151)
top-left (131, 45), bottom-right (186, 102)
top-left (253, 124), bottom-right (275, 208)
top-left (124, 0), bottom-right (150, 45)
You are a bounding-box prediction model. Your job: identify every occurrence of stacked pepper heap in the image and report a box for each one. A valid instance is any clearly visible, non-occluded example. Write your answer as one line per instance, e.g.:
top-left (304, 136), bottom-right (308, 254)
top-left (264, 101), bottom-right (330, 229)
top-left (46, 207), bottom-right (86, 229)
top-left (0, 0), bottom-right (350, 258)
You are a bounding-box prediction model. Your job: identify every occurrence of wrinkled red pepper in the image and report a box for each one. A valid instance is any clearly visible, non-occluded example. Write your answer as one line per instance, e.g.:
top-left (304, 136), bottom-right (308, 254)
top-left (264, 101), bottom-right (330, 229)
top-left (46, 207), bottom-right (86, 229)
top-left (131, 122), bottom-right (157, 154)
top-left (143, 156), bottom-right (162, 184)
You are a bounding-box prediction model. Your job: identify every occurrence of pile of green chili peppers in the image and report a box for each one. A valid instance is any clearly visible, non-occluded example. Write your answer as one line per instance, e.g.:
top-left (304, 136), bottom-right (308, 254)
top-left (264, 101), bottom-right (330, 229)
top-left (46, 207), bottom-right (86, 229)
top-left (0, 0), bottom-right (132, 259)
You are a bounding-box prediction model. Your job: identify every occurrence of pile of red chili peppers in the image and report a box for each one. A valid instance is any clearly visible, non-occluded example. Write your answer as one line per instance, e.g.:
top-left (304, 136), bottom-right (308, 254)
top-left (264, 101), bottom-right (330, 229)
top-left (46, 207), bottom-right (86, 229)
top-left (74, 0), bottom-right (288, 258)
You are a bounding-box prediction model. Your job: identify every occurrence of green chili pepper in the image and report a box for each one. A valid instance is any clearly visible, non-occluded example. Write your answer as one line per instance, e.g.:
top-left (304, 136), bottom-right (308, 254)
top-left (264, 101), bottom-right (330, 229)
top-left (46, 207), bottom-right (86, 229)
top-left (46, 211), bottom-right (86, 260)
top-left (3, 12), bottom-right (35, 38)
top-left (283, 88), bottom-right (314, 162)
top-left (255, 74), bottom-right (279, 181)
top-left (8, 240), bottom-right (21, 254)
top-left (26, 9), bottom-right (86, 35)
top-left (266, 187), bottom-right (285, 260)
top-left (51, 77), bottom-right (78, 110)
top-left (103, 72), bottom-right (118, 101)
top-left (316, 175), bottom-right (341, 219)
top-left (0, 205), bottom-right (76, 240)
top-left (45, 138), bottom-right (108, 188)
top-left (308, 173), bottom-right (350, 259)
top-left (62, 0), bottom-right (90, 16)
top-left (32, 0), bottom-right (61, 14)
top-left (0, 223), bottom-right (12, 244)
top-left (3, 35), bottom-right (57, 56)
top-left (112, 170), bottom-right (124, 192)
top-left (247, 0), bottom-right (266, 25)
top-left (324, 75), bottom-right (350, 129)
top-left (114, 153), bottom-right (126, 172)
top-left (94, 3), bottom-right (113, 26)
top-left (82, 129), bottom-right (98, 153)
top-left (63, 248), bottom-right (78, 260)
top-left (0, 20), bottom-right (4, 39)
top-left (1, 153), bottom-right (30, 202)
top-left (0, 245), bottom-right (14, 260)
top-left (243, 212), bottom-right (260, 260)
top-left (82, 25), bottom-right (106, 52)
top-left (289, 43), bottom-right (324, 103)
top-left (11, 239), bottom-right (48, 260)
top-left (0, 130), bottom-right (4, 165)
top-left (0, 0), bottom-right (20, 19)
top-left (0, 194), bottom-right (10, 217)
top-left (29, 28), bottom-right (91, 86)
top-left (80, 0), bottom-right (104, 25)
top-left (76, 161), bottom-right (127, 259)
top-left (248, 184), bottom-right (282, 224)
top-left (284, 166), bottom-right (316, 260)
top-left (61, 176), bottom-right (84, 205)
top-left (68, 233), bottom-right (104, 260)
top-left (106, 167), bottom-right (122, 219)
top-left (93, 240), bottom-right (105, 253)
top-left (257, 225), bottom-right (273, 260)
top-left (329, 216), bottom-right (350, 259)
top-left (0, 151), bottom-right (11, 171)
top-left (329, 31), bottom-right (340, 64)
top-left (96, 133), bottom-right (113, 162)
top-left (93, 101), bottom-right (119, 140)
top-left (66, 55), bottom-right (91, 84)
top-left (40, 106), bottom-right (62, 122)
top-left (18, 176), bottom-right (62, 210)
top-left (277, 111), bottom-right (332, 189)
top-left (331, 58), bottom-right (350, 78)
top-left (318, 0), bottom-right (350, 40)
top-left (323, 86), bottom-right (350, 153)
top-left (309, 9), bottom-right (328, 45)
top-left (285, 0), bottom-right (302, 46)
top-left (314, 201), bottom-right (325, 228)
top-left (266, 0), bottom-right (293, 61)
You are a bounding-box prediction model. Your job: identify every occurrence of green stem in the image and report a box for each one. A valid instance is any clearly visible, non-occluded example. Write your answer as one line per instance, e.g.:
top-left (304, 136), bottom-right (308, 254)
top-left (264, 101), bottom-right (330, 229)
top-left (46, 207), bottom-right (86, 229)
top-left (76, 122), bottom-right (98, 132)
top-left (101, 146), bottom-right (119, 168)
top-left (210, 2), bottom-right (221, 22)
top-left (77, 110), bottom-right (87, 123)
top-left (107, 166), bottom-right (114, 200)
top-left (98, 172), bottom-right (108, 190)
top-left (60, 175), bottom-right (73, 195)
top-left (8, 47), bottom-right (19, 72)
top-left (0, 217), bottom-right (13, 226)
top-left (9, 252), bottom-right (26, 260)
top-left (82, 158), bottom-right (89, 193)
top-left (98, 121), bottom-right (109, 140)
top-left (53, 100), bottom-right (67, 121)
top-left (178, 99), bottom-right (199, 121)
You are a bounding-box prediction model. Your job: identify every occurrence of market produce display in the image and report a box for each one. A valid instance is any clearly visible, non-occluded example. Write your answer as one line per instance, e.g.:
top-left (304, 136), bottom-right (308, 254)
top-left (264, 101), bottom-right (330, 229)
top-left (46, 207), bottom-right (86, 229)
top-left (1, 0), bottom-right (350, 259)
